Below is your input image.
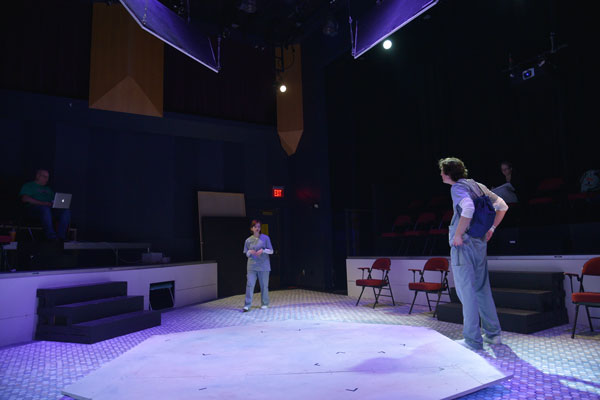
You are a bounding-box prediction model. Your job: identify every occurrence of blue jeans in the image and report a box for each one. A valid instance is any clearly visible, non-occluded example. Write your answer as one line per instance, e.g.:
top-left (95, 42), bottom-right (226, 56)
top-left (27, 206), bottom-right (71, 240)
top-left (451, 236), bottom-right (501, 349)
top-left (244, 270), bottom-right (270, 307)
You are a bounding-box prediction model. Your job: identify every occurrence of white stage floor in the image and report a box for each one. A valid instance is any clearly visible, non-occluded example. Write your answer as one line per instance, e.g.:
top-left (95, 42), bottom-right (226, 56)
top-left (63, 320), bottom-right (510, 400)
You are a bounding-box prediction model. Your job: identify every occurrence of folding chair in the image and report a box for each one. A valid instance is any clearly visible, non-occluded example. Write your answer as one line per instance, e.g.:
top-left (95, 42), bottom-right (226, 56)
top-left (408, 257), bottom-right (449, 317)
top-left (402, 212), bottom-right (437, 255)
top-left (355, 258), bottom-right (395, 309)
top-left (565, 257), bottom-right (600, 338)
top-left (381, 215), bottom-right (411, 238)
top-left (425, 210), bottom-right (453, 255)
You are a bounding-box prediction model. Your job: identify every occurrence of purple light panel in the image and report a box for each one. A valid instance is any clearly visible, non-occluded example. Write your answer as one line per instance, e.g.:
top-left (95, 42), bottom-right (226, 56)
top-left (120, 0), bottom-right (219, 73)
top-left (353, 0), bottom-right (439, 58)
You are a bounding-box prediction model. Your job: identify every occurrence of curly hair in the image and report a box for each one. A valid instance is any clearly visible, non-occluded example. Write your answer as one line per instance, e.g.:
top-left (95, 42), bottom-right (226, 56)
top-left (438, 157), bottom-right (469, 182)
top-left (250, 219), bottom-right (261, 230)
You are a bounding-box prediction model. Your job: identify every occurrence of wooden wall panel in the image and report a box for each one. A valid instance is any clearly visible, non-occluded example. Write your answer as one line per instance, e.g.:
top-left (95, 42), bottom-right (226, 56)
top-left (89, 3), bottom-right (163, 117)
top-left (276, 45), bottom-right (304, 155)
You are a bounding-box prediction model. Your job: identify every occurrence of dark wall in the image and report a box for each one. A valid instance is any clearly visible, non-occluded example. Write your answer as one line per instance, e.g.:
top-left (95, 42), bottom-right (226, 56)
top-left (0, 90), bottom-right (288, 263)
top-left (326, 0), bottom-right (597, 219)
top-left (0, 1), bottom-right (276, 125)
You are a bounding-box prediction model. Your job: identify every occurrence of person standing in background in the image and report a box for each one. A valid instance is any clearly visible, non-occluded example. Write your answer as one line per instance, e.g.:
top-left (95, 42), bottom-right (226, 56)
top-left (439, 157), bottom-right (508, 350)
top-left (242, 220), bottom-right (273, 312)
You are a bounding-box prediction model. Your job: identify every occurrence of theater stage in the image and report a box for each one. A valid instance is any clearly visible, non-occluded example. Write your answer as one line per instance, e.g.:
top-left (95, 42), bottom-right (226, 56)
top-left (62, 320), bottom-right (509, 400)
top-left (1, 290), bottom-right (599, 400)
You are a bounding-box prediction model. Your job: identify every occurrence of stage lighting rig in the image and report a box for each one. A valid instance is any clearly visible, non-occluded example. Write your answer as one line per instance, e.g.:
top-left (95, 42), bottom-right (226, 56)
top-left (505, 32), bottom-right (567, 83)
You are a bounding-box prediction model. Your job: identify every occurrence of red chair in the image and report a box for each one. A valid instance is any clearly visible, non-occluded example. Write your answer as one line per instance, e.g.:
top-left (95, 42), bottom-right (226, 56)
top-left (408, 257), bottom-right (449, 317)
top-left (425, 210), bottom-right (453, 255)
top-left (402, 212), bottom-right (437, 255)
top-left (381, 215), bottom-right (411, 238)
top-left (426, 195), bottom-right (449, 210)
top-left (528, 178), bottom-right (566, 225)
top-left (355, 258), bottom-right (395, 309)
top-left (565, 257), bottom-right (600, 338)
top-left (537, 177), bottom-right (565, 193)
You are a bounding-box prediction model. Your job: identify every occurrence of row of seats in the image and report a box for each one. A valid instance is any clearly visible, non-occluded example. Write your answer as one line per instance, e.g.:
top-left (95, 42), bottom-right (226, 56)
top-left (380, 211), bottom-right (452, 256)
top-left (381, 177), bottom-right (600, 253)
top-left (355, 257), bottom-right (600, 338)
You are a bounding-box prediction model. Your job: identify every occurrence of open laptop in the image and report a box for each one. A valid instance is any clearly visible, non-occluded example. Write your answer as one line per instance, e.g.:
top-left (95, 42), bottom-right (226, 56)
top-left (52, 193), bottom-right (72, 209)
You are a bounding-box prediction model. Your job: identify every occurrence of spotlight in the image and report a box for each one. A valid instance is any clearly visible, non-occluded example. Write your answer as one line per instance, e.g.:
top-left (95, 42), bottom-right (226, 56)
top-left (382, 39), bottom-right (392, 50)
top-left (522, 67), bottom-right (535, 80)
top-left (279, 84), bottom-right (287, 93)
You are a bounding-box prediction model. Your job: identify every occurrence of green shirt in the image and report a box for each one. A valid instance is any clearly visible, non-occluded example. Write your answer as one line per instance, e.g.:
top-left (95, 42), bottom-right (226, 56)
top-left (19, 181), bottom-right (54, 204)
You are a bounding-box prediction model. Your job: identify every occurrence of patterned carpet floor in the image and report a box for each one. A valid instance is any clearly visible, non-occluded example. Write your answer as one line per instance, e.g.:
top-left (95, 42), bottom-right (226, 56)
top-left (0, 289), bottom-right (599, 400)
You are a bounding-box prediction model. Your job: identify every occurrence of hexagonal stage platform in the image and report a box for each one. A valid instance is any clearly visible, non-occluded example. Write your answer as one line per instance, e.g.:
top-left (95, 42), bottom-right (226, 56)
top-left (63, 320), bottom-right (510, 400)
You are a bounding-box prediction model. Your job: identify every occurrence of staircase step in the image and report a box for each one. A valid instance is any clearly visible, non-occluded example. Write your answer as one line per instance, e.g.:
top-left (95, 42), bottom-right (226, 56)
top-left (436, 302), bottom-right (568, 334)
top-left (489, 271), bottom-right (565, 292)
top-left (38, 296), bottom-right (144, 325)
top-left (491, 287), bottom-right (563, 311)
top-left (37, 281), bottom-right (128, 307)
top-left (35, 310), bottom-right (161, 344)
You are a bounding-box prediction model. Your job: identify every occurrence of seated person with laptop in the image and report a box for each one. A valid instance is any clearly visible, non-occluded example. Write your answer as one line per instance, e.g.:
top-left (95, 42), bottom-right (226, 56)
top-left (19, 169), bottom-right (71, 241)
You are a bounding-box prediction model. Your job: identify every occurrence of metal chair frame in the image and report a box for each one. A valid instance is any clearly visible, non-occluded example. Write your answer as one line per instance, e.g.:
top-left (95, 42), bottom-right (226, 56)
top-left (408, 258), bottom-right (450, 317)
top-left (355, 258), bottom-right (395, 309)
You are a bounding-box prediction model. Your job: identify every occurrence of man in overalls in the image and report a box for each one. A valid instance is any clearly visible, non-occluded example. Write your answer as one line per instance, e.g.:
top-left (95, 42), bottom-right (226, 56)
top-left (439, 157), bottom-right (509, 350)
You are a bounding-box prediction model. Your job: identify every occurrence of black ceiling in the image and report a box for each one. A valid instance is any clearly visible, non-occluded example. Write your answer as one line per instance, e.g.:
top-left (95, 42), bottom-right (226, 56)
top-left (158, 0), bottom-right (350, 47)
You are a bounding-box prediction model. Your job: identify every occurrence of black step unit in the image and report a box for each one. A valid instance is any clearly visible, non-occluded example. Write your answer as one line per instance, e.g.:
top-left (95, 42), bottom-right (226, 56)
top-left (36, 310), bottom-right (161, 344)
top-left (491, 288), bottom-right (554, 312)
top-left (449, 286), bottom-right (556, 312)
top-left (436, 303), bottom-right (568, 334)
top-left (35, 281), bottom-right (161, 344)
top-left (38, 295), bottom-right (144, 325)
top-left (438, 270), bottom-right (568, 334)
top-left (37, 281), bottom-right (128, 307)
top-left (488, 271), bottom-right (564, 292)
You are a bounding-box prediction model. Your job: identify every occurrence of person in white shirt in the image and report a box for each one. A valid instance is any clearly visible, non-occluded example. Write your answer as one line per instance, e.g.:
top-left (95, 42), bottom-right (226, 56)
top-left (242, 220), bottom-right (274, 312)
top-left (439, 157), bottom-right (509, 350)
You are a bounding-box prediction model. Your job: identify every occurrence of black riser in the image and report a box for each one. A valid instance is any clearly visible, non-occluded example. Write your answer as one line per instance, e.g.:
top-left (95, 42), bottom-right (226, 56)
top-left (37, 281), bottom-right (128, 307)
top-left (491, 290), bottom-right (563, 312)
top-left (449, 287), bottom-right (563, 312)
top-left (488, 271), bottom-right (564, 292)
top-left (436, 303), bottom-right (568, 334)
top-left (38, 296), bottom-right (144, 325)
top-left (36, 310), bottom-right (161, 344)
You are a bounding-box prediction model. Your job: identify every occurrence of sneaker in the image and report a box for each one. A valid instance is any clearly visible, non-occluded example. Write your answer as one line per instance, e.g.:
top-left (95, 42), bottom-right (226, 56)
top-left (455, 339), bottom-right (482, 351)
top-left (483, 334), bottom-right (502, 345)
top-left (243, 306), bottom-right (250, 312)
top-left (260, 305), bottom-right (268, 309)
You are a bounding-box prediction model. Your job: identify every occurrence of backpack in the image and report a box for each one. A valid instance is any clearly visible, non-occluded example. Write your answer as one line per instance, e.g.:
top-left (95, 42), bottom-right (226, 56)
top-left (461, 182), bottom-right (496, 238)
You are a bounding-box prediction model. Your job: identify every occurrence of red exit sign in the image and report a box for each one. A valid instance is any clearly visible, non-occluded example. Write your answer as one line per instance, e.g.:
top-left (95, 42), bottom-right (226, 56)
top-left (272, 186), bottom-right (284, 198)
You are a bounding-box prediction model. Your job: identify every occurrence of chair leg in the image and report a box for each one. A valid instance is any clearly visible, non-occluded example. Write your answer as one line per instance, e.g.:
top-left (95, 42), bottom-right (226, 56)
top-left (356, 287), bottom-right (366, 306)
top-left (372, 287), bottom-right (379, 308)
top-left (409, 291), bottom-right (418, 314)
top-left (388, 283), bottom-right (395, 306)
top-left (425, 292), bottom-right (432, 311)
top-left (572, 304), bottom-right (580, 339)
top-left (585, 306), bottom-right (593, 332)
top-left (432, 291), bottom-right (443, 318)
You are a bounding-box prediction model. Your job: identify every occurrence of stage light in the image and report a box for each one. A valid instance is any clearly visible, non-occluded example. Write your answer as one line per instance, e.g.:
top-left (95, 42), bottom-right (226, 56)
top-left (522, 67), bottom-right (535, 80)
top-left (352, 0), bottom-right (438, 59)
top-left (279, 84), bottom-right (287, 93)
top-left (383, 39), bottom-right (392, 50)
